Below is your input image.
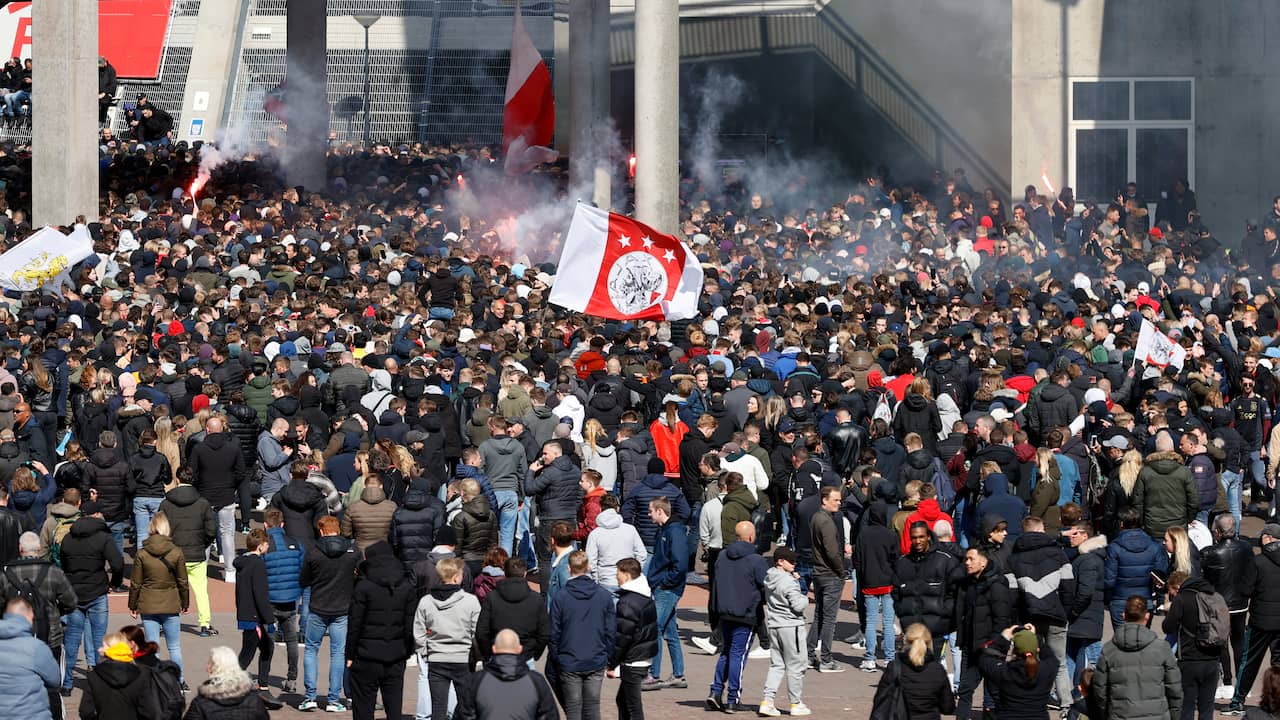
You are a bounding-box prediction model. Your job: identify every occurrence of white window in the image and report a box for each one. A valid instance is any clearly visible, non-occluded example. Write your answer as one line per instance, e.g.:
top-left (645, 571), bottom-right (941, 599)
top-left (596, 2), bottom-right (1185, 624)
top-left (1068, 78), bottom-right (1194, 205)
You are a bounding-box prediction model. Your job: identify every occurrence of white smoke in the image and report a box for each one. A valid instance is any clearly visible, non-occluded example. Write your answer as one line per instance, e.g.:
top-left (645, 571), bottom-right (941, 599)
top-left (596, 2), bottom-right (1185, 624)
top-left (684, 69), bottom-right (747, 194)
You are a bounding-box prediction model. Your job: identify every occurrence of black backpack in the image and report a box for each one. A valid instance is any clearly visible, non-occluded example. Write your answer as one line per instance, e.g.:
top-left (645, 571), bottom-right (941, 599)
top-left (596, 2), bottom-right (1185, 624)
top-left (147, 660), bottom-right (186, 720)
top-left (3, 565), bottom-right (50, 641)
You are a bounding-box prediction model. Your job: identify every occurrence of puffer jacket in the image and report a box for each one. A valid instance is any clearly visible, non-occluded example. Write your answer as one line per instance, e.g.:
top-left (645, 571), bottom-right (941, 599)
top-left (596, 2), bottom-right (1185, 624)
top-left (892, 393), bottom-right (943, 454)
top-left (347, 548), bottom-right (417, 662)
top-left (877, 653), bottom-right (957, 720)
top-left (158, 484), bottom-right (216, 562)
top-left (1248, 541), bottom-right (1280, 632)
top-left (1067, 534), bottom-right (1108, 641)
top-left (894, 546), bottom-right (960, 636)
top-left (266, 394), bottom-right (301, 429)
top-left (1200, 535), bottom-right (1257, 612)
top-left (476, 575), bottom-right (552, 662)
top-left (451, 495), bottom-right (498, 563)
top-left (955, 566), bottom-right (1014, 654)
top-left (1132, 450), bottom-right (1198, 540)
top-left (1093, 622), bottom-right (1182, 720)
top-left (615, 435), bottom-right (653, 498)
top-left (128, 534), bottom-right (189, 615)
top-left (0, 613), bottom-right (61, 720)
top-left (585, 386), bottom-right (624, 436)
top-left (85, 447), bottom-right (131, 523)
top-left (189, 432), bottom-right (247, 509)
top-left (264, 526), bottom-right (304, 605)
top-left (1009, 531), bottom-right (1075, 626)
top-left (391, 483), bottom-right (447, 563)
top-left (619, 473), bottom-right (690, 546)
top-left (127, 445), bottom-right (170, 499)
top-left (341, 486), bottom-right (396, 552)
top-left (59, 517), bottom-right (124, 603)
top-left (524, 455), bottom-right (584, 521)
top-left (224, 403), bottom-right (261, 468)
top-left (243, 374), bottom-right (273, 420)
top-left (1032, 383), bottom-right (1079, 434)
top-left (114, 404), bottom-right (152, 459)
top-left (1105, 529), bottom-right (1168, 621)
top-left (184, 669), bottom-right (270, 720)
top-left (610, 575), bottom-right (658, 666)
top-left (975, 473), bottom-right (1027, 543)
top-left (269, 478), bottom-right (328, 545)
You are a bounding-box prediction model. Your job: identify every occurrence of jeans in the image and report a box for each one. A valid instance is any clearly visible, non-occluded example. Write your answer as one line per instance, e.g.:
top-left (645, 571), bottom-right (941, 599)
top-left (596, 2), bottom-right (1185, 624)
top-left (273, 602), bottom-right (300, 681)
top-left (304, 613), bottom-right (347, 704)
top-left (134, 496), bottom-right (163, 547)
top-left (142, 613), bottom-right (184, 680)
top-left (494, 490), bottom-right (519, 554)
top-left (617, 665), bottom-right (646, 720)
top-left (795, 556), bottom-right (813, 596)
top-left (807, 575), bottom-right (843, 664)
top-left (1180, 659), bottom-right (1219, 720)
top-left (416, 657), bottom-right (458, 720)
top-left (1222, 470), bottom-right (1243, 534)
top-left (1039, 623), bottom-right (1072, 707)
top-left (710, 621), bottom-right (754, 705)
top-left (62, 594), bottom-right (108, 689)
top-left (428, 307), bottom-right (455, 320)
top-left (1065, 637), bottom-right (1102, 687)
top-left (686, 501), bottom-right (702, 568)
top-left (3, 90), bottom-right (29, 116)
top-left (863, 592), bottom-right (895, 663)
top-left (1250, 449), bottom-right (1268, 501)
top-left (106, 520), bottom-right (126, 560)
top-left (216, 504), bottom-right (238, 575)
top-left (651, 588), bottom-right (684, 680)
top-left (187, 561), bottom-right (211, 628)
top-left (560, 668), bottom-right (604, 720)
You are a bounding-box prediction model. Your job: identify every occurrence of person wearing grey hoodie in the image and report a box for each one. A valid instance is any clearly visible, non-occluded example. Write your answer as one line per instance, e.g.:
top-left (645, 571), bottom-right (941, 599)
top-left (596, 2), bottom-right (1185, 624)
top-left (585, 499), bottom-right (648, 592)
top-left (480, 418), bottom-right (529, 555)
top-left (760, 547), bottom-right (809, 717)
top-left (414, 556), bottom-right (481, 720)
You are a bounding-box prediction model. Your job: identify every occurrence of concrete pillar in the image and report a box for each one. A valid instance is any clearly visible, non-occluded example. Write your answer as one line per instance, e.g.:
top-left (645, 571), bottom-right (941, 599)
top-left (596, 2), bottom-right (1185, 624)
top-left (633, 0), bottom-right (679, 234)
top-left (569, 0), bottom-right (611, 210)
top-left (177, 0), bottom-right (248, 144)
top-left (552, 1), bottom-right (571, 152)
top-left (286, 0), bottom-right (328, 191)
top-left (32, 0), bottom-right (99, 226)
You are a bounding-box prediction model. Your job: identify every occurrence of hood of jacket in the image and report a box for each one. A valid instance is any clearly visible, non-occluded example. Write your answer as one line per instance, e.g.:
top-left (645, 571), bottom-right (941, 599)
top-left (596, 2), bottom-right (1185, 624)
top-left (427, 584), bottom-right (470, 608)
top-left (198, 671), bottom-right (254, 704)
top-left (1145, 450), bottom-right (1185, 474)
top-left (866, 500), bottom-right (890, 527)
top-left (904, 448), bottom-right (933, 471)
top-left (903, 393), bottom-right (929, 412)
top-left (93, 659), bottom-right (145, 690)
top-left (595, 508), bottom-right (622, 530)
top-left (485, 653), bottom-right (532, 681)
top-left (1040, 383), bottom-right (1070, 403)
top-left (1114, 528), bottom-right (1156, 552)
top-left (873, 437), bottom-right (904, 457)
top-left (1112, 622), bottom-right (1161, 652)
top-left (271, 395), bottom-right (301, 416)
top-left (914, 498), bottom-right (946, 522)
top-left (360, 552), bottom-right (410, 589)
top-left (494, 576), bottom-right (535, 604)
top-left (530, 405), bottom-right (555, 420)
top-left (983, 473), bottom-right (1011, 497)
top-left (722, 539), bottom-right (758, 561)
top-left (142, 533), bottom-right (178, 557)
top-left (316, 534), bottom-right (354, 558)
top-left (1078, 534), bottom-right (1108, 555)
top-left (203, 432), bottom-right (233, 451)
top-left (462, 495), bottom-right (492, 520)
top-left (641, 473), bottom-right (672, 490)
top-left (486, 435), bottom-right (524, 456)
top-left (378, 410), bottom-right (403, 427)
top-left (0, 613), bottom-right (34, 640)
top-left (69, 515), bottom-right (110, 539)
top-left (165, 483), bottom-right (202, 507)
top-left (226, 403), bottom-right (258, 424)
top-left (360, 486), bottom-right (387, 505)
top-left (620, 573), bottom-right (652, 597)
top-left (90, 447), bottom-right (122, 468)
top-left (1012, 530), bottom-right (1060, 555)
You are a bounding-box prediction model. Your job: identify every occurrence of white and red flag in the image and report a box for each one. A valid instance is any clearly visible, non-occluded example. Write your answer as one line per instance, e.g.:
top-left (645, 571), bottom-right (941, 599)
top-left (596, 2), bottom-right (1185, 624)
top-left (549, 204), bottom-right (703, 321)
top-left (1135, 319), bottom-right (1187, 370)
top-left (502, 0), bottom-right (557, 174)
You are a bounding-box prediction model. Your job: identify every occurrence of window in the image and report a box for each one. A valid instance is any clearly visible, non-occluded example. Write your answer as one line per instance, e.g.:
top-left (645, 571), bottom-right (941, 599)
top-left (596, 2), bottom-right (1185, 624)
top-left (1068, 78), bottom-right (1194, 204)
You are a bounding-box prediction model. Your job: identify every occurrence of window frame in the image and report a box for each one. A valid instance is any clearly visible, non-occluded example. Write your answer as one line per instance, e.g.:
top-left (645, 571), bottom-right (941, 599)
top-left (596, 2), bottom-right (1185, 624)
top-left (1067, 76), bottom-right (1195, 205)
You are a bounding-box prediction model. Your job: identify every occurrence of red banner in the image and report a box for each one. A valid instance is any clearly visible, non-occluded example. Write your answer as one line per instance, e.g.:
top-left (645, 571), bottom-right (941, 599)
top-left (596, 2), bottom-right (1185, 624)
top-left (0, 0), bottom-right (173, 80)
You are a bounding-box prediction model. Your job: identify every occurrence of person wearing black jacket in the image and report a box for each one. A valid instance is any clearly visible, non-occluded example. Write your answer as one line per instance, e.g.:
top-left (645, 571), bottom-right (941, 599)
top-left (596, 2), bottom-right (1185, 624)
top-left (1228, 523), bottom-right (1280, 714)
top-left (823, 409), bottom-right (866, 478)
top-left (611, 557), bottom-right (657, 720)
top-left (390, 479), bottom-right (447, 565)
top-left (524, 441), bottom-right (584, 593)
top-left (953, 547), bottom-right (1013, 720)
top-left (977, 626), bottom-right (1059, 720)
top-left (894, 522), bottom-right (961, 654)
top-left (1008, 517), bottom-right (1076, 710)
top-left (299, 516), bottom-right (360, 712)
top-left (57, 501), bottom-right (124, 693)
top-left (1200, 513), bottom-right (1255, 693)
top-left (1161, 571), bottom-right (1220, 720)
top-left (233, 529), bottom-right (277, 698)
top-left (708, 524), bottom-right (769, 713)
top-left (270, 463), bottom-right (329, 546)
top-left (456, 629), bottom-right (558, 720)
top-left (853, 500), bottom-right (899, 671)
top-left (1064, 523), bottom-right (1107, 683)
top-left (0, 484), bottom-right (32, 565)
top-left (158, 479), bottom-right (217, 636)
top-left (346, 540), bottom-right (416, 720)
top-left (188, 418), bottom-right (247, 583)
top-left (423, 266), bottom-right (460, 318)
top-left (128, 430), bottom-right (171, 548)
top-left (476, 557), bottom-right (551, 663)
top-left (84, 431), bottom-right (130, 559)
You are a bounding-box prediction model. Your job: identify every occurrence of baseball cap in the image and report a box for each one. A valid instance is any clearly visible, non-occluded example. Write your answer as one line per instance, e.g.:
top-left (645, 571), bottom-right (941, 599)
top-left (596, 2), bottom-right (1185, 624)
top-left (1101, 435), bottom-right (1130, 451)
top-left (1263, 523), bottom-right (1280, 541)
top-left (777, 419), bottom-right (796, 434)
top-left (773, 547), bottom-right (797, 565)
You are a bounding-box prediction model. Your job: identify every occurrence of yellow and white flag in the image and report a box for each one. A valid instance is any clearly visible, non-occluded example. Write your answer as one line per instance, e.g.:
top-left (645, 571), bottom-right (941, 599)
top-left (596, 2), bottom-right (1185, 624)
top-left (0, 226), bottom-right (94, 293)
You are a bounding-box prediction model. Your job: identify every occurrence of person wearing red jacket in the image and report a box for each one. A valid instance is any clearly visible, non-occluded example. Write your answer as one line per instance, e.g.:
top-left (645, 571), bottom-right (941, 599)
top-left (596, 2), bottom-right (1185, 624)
top-left (573, 470), bottom-right (607, 542)
top-left (899, 484), bottom-right (955, 554)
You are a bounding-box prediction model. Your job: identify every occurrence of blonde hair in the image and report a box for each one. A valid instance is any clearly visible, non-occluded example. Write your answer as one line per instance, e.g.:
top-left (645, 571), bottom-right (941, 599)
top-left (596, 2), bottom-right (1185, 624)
top-left (583, 418), bottom-right (604, 454)
top-left (762, 395), bottom-right (788, 431)
top-left (1119, 449), bottom-right (1142, 496)
top-left (101, 631), bottom-right (129, 652)
top-left (149, 511), bottom-right (171, 538)
top-left (1035, 447), bottom-right (1058, 484)
top-left (904, 623), bottom-right (932, 667)
top-left (153, 416), bottom-right (182, 482)
top-left (1166, 526), bottom-right (1193, 575)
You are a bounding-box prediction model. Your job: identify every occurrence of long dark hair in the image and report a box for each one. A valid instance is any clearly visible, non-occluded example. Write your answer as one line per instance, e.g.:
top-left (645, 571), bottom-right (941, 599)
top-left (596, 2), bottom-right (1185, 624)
top-left (1261, 667), bottom-right (1280, 713)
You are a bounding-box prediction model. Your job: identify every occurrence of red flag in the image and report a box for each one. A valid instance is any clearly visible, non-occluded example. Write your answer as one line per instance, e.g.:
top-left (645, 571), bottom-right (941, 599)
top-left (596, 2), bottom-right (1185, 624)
top-left (502, 0), bottom-right (556, 173)
top-left (548, 204), bottom-right (703, 321)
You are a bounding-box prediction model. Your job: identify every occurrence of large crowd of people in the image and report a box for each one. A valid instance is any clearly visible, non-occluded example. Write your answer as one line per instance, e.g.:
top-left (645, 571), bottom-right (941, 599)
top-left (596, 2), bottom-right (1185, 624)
top-left (0, 129), bottom-right (1278, 720)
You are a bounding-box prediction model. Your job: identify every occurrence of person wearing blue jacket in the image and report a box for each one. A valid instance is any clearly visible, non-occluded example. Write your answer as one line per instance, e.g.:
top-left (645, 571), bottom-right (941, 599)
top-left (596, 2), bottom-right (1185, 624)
top-left (1104, 507), bottom-right (1168, 628)
top-left (974, 472), bottom-right (1026, 545)
top-left (643, 496), bottom-right (688, 691)
top-left (550, 550), bottom-right (616, 720)
top-left (264, 509), bottom-right (305, 694)
top-left (707, 522), bottom-right (769, 713)
top-left (0, 597), bottom-right (61, 720)
top-left (620, 458), bottom-right (691, 551)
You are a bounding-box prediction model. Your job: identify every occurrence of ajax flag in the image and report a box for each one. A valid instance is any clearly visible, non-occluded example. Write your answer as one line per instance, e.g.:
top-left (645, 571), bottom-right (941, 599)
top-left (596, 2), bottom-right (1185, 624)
top-left (0, 226), bottom-right (94, 294)
top-left (549, 204), bottom-right (702, 321)
top-left (1135, 319), bottom-right (1187, 370)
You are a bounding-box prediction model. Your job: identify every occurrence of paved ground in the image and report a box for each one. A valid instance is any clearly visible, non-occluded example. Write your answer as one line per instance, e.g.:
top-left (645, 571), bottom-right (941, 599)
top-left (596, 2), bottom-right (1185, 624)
top-left (57, 512), bottom-right (1268, 718)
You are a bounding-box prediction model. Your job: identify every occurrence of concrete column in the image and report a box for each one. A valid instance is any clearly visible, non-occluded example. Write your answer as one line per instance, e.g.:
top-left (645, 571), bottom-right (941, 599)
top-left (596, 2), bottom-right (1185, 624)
top-left (285, 0), bottom-right (328, 191)
top-left (33, 0), bottom-right (99, 226)
top-left (633, 0), bottom-right (679, 234)
top-left (552, 0), bottom-right (571, 153)
top-left (569, 0), bottom-right (612, 210)
top-left (177, 0), bottom-right (248, 144)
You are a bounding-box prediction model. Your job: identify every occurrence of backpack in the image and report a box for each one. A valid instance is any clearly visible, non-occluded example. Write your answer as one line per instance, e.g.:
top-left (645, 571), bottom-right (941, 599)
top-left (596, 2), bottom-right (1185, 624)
top-left (146, 660), bottom-right (186, 720)
top-left (931, 458), bottom-right (956, 513)
top-left (3, 565), bottom-right (50, 641)
top-left (872, 391), bottom-right (893, 425)
top-left (48, 514), bottom-right (78, 567)
top-left (1193, 588), bottom-right (1231, 653)
top-left (869, 658), bottom-right (910, 720)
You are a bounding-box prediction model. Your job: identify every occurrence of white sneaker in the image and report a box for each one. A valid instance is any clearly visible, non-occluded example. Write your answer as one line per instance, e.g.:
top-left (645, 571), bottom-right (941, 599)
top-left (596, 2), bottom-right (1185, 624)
top-left (407, 654), bottom-right (418, 667)
top-left (691, 636), bottom-right (718, 655)
top-left (224, 568), bottom-right (236, 584)
top-left (255, 496), bottom-right (269, 511)
top-left (758, 700), bottom-right (780, 717)
top-left (1216, 685), bottom-right (1235, 701)
top-left (859, 659), bottom-right (878, 672)
top-left (790, 703), bottom-right (812, 716)
top-left (749, 646), bottom-right (771, 660)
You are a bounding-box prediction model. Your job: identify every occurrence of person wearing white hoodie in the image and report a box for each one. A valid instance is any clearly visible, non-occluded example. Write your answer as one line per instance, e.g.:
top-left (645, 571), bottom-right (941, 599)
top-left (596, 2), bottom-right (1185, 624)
top-left (586, 497), bottom-right (648, 593)
top-left (361, 369), bottom-right (396, 417)
top-left (759, 547), bottom-right (811, 717)
top-left (552, 389), bottom-right (586, 444)
top-left (719, 443), bottom-right (769, 503)
top-left (414, 557), bottom-right (481, 720)
top-left (611, 558), bottom-right (658, 720)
